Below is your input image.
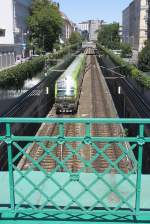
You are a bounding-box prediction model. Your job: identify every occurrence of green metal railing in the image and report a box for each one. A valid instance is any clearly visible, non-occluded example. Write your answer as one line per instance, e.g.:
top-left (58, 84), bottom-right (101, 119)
top-left (0, 118), bottom-right (150, 220)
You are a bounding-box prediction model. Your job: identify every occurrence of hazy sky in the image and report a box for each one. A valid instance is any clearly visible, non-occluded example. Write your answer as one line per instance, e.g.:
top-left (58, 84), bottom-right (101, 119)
top-left (56, 0), bottom-right (132, 24)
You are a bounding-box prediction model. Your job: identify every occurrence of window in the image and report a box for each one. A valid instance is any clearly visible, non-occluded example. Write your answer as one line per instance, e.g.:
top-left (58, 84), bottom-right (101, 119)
top-left (0, 29), bottom-right (5, 37)
top-left (57, 88), bottom-right (75, 97)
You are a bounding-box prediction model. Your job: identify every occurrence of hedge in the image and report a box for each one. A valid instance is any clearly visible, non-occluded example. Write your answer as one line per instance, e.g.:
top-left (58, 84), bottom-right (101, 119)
top-left (0, 56), bottom-right (45, 88)
top-left (0, 44), bottom-right (80, 88)
top-left (97, 44), bottom-right (150, 88)
top-left (47, 43), bottom-right (80, 60)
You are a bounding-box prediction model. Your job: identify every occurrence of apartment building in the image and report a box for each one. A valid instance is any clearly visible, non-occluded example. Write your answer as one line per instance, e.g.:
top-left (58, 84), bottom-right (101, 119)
top-left (78, 21), bottom-right (89, 32)
top-left (0, 0), bottom-right (31, 69)
top-left (122, 6), bottom-right (130, 43)
top-left (61, 12), bottom-right (75, 42)
top-left (122, 0), bottom-right (148, 52)
top-left (147, 0), bottom-right (150, 39)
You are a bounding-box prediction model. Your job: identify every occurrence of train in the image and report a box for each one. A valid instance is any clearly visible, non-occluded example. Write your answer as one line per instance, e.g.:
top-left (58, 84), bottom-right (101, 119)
top-left (55, 53), bottom-right (86, 113)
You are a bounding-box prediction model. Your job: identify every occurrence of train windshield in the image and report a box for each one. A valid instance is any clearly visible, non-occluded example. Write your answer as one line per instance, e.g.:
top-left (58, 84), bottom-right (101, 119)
top-left (57, 88), bottom-right (74, 97)
top-left (57, 77), bottom-right (75, 97)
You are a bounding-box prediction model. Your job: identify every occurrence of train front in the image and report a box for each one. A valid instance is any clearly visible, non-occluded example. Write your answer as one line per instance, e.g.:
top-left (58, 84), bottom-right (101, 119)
top-left (55, 76), bottom-right (76, 113)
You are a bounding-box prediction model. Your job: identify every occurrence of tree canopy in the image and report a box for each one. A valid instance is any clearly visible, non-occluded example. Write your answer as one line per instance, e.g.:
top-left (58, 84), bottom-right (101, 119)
top-left (27, 0), bottom-right (63, 52)
top-left (97, 23), bottom-right (120, 49)
top-left (68, 31), bottom-right (82, 45)
top-left (138, 41), bottom-right (150, 72)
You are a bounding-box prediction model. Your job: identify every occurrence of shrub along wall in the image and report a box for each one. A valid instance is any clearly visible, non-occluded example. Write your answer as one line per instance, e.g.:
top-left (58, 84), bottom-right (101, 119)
top-left (47, 43), bottom-right (80, 59)
top-left (97, 44), bottom-right (150, 88)
top-left (0, 56), bottom-right (45, 88)
top-left (0, 44), bottom-right (80, 88)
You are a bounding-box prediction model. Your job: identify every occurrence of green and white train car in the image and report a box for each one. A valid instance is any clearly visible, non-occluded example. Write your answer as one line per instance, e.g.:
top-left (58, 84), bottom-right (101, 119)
top-left (55, 53), bottom-right (86, 113)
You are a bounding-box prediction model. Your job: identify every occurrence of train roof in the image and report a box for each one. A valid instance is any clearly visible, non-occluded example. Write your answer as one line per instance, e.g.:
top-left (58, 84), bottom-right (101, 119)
top-left (57, 53), bottom-right (85, 82)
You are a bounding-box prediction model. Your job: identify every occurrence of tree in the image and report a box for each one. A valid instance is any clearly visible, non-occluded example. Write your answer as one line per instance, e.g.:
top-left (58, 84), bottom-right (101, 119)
top-left (68, 32), bottom-right (82, 45)
top-left (27, 0), bottom-right (63, 52)
top-left (81, 30), bottom-right (89, 41)
top-left (97, 23), bottom-right (120, 49)
top-left (138, 41), bottom-right (150, 72)
top-left (120, 43), bottom-right (132, 58)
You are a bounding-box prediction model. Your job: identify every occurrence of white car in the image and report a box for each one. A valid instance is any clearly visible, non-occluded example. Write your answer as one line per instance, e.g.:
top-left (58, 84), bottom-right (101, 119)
top-left (15, 57), bottom-right (22, 64)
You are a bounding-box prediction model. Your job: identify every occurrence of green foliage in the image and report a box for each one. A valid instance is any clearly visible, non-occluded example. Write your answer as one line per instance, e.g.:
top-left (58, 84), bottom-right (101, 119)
top-left (120, 43), bottom-right (132, 58)
top-left (27, 0), bottom-right (63, 52)
top-left (0, 44), bottom-right (79, 88)
top-left (48, 43), bottom-right (80, 59)
top-left (139, 74), bottom-right (150, 87)
top-left (0, 57), bottom-right (45, 88)
top-left (81, 30), bottom-right (89, 41)
top-left (130, 67), bottom-right (140, 79)
top-left (138, 41), bottom-right (150, 72)
top-left (53, 42), bottom-right (61, 51)
top-left (97, 44), bottom-right (150, 88)
top-left (97, 23), bottom-right (120, 49)
top-left (68, 32), bottom-right (82, 45)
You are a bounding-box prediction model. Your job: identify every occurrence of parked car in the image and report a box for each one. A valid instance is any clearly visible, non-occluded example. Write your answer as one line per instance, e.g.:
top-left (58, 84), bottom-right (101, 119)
top-left (15, 57), bottom-right (22, 64)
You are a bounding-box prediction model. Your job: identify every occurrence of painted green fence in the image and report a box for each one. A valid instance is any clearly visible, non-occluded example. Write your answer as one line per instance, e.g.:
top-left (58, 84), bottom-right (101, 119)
top-left (0, 118), bottom-right (150, 220)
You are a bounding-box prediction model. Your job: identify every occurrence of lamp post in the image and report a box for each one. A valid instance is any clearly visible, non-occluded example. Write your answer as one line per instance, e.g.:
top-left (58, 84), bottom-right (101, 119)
top-left (21, 29), bottom-right (29, 58)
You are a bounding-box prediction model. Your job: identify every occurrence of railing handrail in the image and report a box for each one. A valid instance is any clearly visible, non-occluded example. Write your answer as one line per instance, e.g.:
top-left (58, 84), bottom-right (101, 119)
top-left (0, 117), bottom-right (150, 124)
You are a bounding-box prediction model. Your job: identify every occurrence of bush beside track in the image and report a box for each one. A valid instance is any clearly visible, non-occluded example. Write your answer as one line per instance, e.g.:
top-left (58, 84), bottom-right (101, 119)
top-left (0, 44), bottom-right (80, 88)
top-left (48, 43), bottom-right (80, 59)
top-left (0, 57), bottom-right (45, 88)
top-left (97, 44), bottom-right (150, 88)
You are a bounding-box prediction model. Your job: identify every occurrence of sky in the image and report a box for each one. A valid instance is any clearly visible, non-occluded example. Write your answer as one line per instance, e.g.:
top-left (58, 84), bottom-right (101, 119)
top-left (56, 0), bottom-right (132, 24)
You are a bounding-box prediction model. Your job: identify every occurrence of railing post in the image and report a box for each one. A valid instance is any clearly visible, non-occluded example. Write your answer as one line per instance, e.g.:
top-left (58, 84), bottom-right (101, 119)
top-left (85, 123), bottom-right (91, 138)
top-left (59, 122), bottom-right (64, 172)
top-left (135, 124), bottom-right (144, 217)
top-left (6, 123), bottom-right (15, 210)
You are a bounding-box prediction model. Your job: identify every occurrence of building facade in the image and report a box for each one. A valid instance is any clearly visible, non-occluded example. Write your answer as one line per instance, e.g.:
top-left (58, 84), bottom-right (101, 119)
top-left (129, 1), bottom-right (135, 46)
top-left (134, 0), bottom-right (148, 51)
top-left (78, 21), bottom-right (89, 32)
top-left (0, 0), bottom-right (31, 69)
top-left (122, 6), bottom-right (130, 43)
top-left (60, 12), bottom-right (74, 43)
top-left (147, 0), bottom-right (150, 39)
top-left (148, 0), bottom-right (150, 39)
top-left (78, 20), bottom-right (103, 42)
top-left (89, 20), bottom-right (102, 41)
top-left (122, 0), bottom-right (148, 52)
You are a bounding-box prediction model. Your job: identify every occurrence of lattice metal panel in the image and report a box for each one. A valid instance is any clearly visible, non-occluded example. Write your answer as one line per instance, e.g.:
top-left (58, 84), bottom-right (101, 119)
top-left (0, 118), bottom-right (149, 219)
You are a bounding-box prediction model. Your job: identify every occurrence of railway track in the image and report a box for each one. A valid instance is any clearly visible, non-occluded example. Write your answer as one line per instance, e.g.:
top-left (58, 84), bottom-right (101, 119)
top-left (19, 48), bottom-right (132, 173)
top-left (19, 111), bottom-right (82, 172)
top-left (99, 56), bottom-right (150, 118)
top-left (122, 78), bottom-right (150, 118)
top-left (89, 49), bottom-right (130, 173)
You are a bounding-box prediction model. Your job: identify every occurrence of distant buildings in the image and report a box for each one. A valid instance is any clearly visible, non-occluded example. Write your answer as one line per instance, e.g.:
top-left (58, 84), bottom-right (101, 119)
top-left (0, 0), bottom-right (31, 69)
top-left (89, 20), bottom-right (103, 41)
top-left (78, 20), bottom-right (103, 41)
top-left (122, 0), bottom-right (148, 53)
top-left (78, 21), bottom-right (89, 32)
